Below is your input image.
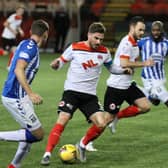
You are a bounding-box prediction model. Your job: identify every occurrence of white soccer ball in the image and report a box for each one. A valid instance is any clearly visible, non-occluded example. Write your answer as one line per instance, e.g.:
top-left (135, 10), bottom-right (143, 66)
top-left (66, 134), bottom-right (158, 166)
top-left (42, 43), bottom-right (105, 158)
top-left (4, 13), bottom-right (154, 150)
top-left (59, 144), bottom-right (77, 164)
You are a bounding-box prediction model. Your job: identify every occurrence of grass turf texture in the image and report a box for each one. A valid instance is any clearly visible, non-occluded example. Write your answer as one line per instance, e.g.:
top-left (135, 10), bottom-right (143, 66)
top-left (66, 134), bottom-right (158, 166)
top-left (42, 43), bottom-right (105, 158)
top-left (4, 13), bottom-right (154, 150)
top-left (0, 53), bottom-right (168, 168)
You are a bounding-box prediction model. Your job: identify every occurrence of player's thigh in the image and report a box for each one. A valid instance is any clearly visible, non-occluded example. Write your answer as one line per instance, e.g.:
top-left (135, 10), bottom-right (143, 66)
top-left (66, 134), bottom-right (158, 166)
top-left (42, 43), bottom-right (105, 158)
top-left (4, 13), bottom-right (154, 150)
top-left (79, 95), bottom-right (104, 125)
top-left (1, 96), bottom-right (42, 131)
top-left (104, 87), bottom-right (125, 115)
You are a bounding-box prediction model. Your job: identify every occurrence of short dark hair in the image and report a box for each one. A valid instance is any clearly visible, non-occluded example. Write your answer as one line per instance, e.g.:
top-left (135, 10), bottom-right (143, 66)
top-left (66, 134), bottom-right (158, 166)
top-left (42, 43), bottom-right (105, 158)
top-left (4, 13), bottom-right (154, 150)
top-left (129, 16), bottom-right (145, 26)
top-left (88, 22), bottom-right (106, 34)
top-left (31, 19), bottom-right (49, 36)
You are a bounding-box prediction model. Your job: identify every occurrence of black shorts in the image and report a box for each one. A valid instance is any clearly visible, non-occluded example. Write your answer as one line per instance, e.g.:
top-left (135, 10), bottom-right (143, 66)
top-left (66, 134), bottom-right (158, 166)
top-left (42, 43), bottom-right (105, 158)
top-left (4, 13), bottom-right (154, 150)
top-left (104, 83), bottom-right (145, 114)
top-left (58, 90), bottom-right (103, 120)
top-left (1, 37), bottom-right (16, 51)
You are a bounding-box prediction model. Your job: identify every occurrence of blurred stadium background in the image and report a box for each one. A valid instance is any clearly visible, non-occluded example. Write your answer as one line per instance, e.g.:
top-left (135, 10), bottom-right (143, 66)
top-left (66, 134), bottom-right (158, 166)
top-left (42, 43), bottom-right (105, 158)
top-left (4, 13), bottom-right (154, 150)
top-left (0, 0), bottom-right (168, 53)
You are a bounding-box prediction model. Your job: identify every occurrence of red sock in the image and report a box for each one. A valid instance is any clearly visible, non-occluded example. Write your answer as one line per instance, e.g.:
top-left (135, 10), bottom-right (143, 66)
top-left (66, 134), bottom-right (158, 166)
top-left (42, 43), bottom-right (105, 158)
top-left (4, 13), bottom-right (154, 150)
top-left (7, 51), bottom-right (14, 67)
top-left (82, 124), bottom-right (104, 145)
top-left (45, 123), bottom-right (64, 153)
top-left (0, 49), bottom-right (4, 56)
top-left (117, 105), bottom-right (140, 119)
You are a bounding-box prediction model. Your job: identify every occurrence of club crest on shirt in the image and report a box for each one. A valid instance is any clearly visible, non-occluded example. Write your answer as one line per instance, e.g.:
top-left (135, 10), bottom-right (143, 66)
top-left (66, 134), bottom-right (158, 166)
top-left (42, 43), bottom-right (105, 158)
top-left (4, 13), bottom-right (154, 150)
top-left (59, 101), bottom-right (65, 107)
top-left (97, 55), bottom-right (103, 60)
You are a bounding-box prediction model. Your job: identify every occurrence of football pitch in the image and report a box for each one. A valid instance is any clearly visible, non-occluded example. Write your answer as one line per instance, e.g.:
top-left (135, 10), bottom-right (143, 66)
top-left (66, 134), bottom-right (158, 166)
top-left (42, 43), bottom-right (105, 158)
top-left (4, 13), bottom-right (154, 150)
top-left (0, 53), bottom-right (168, 168)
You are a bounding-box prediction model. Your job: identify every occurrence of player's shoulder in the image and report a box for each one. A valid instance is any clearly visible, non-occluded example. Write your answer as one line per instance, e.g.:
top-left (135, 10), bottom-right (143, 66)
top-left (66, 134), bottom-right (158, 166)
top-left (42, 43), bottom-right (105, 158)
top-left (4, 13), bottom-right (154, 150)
top-left (119, 35), bottom-right (133, 47)
top-left (72, 41), bottom-right (108, 53)
top-left (19, 39), bottom-right (38, 53)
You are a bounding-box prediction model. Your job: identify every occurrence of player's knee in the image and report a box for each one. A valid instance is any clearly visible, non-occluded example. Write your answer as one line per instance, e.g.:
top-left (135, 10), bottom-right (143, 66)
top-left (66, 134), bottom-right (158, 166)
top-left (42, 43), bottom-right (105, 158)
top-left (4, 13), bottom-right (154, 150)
top-left (26, 129), bottom-right (44, 143)
top-left (95, 120), bottom-right (106, 129)
top-left (140, 104), bottom-right (151, 113)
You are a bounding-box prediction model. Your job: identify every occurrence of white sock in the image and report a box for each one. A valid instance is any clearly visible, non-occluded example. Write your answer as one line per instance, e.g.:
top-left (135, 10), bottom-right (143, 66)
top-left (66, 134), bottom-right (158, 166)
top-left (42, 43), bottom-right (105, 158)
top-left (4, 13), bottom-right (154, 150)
top-left (43, 152), bottom-right (51, 158)
top-left (11, 142), bottom-right (31, 167)
top-left (80, 137), bottom-right (86, 148)
top-left (0, 129), bottom-right (26, 141)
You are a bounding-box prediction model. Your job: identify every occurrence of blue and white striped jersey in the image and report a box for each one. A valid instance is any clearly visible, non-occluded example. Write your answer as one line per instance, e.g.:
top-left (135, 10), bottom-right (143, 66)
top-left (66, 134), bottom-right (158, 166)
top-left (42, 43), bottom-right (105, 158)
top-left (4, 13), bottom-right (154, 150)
top-left (2, 39), bottom-right (39, 98)
top-left (138, 36), bottom-right (168, 80)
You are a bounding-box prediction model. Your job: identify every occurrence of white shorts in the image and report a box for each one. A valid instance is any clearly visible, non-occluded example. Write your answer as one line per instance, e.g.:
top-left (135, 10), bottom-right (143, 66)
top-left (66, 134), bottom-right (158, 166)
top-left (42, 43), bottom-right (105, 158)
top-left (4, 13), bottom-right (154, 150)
top-left (141, 78), bottom-right (168, 103)
top-left (1, 95), bottom-right (42, 131)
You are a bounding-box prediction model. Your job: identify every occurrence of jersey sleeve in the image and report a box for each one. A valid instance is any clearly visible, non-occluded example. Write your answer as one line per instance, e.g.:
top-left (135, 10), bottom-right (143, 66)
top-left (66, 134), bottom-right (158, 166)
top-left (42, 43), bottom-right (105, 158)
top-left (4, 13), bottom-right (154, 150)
top-left (104, 49), bottom-right (112, 66)
top-left (120, 42), bottom-right (132, 59)
top-left (7, 14), bottom-right (14, 23)
top-left (60, 44), bottom-right (73, 62)
top-left (17, 41), bottom-right (37, 63)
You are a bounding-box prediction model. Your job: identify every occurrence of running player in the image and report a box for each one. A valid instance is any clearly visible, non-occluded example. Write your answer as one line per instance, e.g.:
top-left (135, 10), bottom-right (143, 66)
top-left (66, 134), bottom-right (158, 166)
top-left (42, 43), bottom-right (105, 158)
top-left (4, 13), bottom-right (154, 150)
top-left (40, 22), bottom-right (131, 165)
top-left (0, 19), bottom-right (49, 168)
top-left (108, 20), bottom-right (168, 134)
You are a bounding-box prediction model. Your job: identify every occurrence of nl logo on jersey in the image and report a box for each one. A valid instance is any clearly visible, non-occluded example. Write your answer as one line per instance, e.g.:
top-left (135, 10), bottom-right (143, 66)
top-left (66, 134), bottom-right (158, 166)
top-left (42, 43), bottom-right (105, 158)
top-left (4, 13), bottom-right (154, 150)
top-left (82, 55), bottom-right (102, 70)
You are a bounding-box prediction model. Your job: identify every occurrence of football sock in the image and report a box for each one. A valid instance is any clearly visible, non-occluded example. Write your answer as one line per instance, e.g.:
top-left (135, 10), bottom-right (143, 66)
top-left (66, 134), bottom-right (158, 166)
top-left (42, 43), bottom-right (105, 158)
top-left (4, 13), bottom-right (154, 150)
top-left (45, 123), bottom-right (64, 153)
top-left (0, 129), bottom-right (26, 141)
top-left (0, 49), bottom-right (5, 55)
top-left (11, 142), bottom-right (31, 168)
top-left (117, 105), bottom-right (140, 119)
top-left (80, 124), bottom-right (104, 147)
top-left (7, 51), bottom-right (14, 67)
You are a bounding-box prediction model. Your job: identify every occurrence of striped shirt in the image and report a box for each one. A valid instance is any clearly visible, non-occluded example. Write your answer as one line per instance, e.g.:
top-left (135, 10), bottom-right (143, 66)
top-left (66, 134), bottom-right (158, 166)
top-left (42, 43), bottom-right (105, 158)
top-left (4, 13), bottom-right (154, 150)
top-left (2, 39), bottom-right (39, 98)
top-left (138, 36), bottom-right (168, 80)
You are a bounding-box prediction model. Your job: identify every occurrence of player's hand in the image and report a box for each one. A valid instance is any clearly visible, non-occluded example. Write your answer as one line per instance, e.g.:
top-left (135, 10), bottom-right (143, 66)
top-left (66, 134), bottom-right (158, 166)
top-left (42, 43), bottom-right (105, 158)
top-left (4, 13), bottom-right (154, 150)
top-left (29, 93), bottom-right (43, 105)
top-left (123, 68), bottom-right (134, 75)
top-left (144, 58), bottom-right (155, 66)
top-left (50, 59), bottom-right (60, 70)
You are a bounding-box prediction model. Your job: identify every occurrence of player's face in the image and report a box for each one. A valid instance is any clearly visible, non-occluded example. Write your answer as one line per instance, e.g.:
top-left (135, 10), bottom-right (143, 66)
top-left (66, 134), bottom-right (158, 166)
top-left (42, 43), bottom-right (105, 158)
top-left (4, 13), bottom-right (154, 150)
top-left (151, 25), bottom-right (162, 39)
top-left (88, 32), bottom-right (104, 49)
top-left (17, 8), bottom-right (24, 16)
top-left (132, 22), bottom-right (145, 40)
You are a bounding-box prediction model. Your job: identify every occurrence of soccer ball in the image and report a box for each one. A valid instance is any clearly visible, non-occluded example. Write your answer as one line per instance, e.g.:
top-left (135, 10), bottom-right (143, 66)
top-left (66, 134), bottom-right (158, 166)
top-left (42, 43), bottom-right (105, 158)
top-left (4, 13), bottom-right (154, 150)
top-left (59, 144), bottom-right (77, 164)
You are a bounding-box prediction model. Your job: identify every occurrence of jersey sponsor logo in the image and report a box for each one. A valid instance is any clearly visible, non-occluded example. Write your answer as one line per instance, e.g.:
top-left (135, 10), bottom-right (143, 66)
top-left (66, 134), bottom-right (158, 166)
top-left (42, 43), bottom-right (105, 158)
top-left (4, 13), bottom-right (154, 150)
top-left (82, 59), bottom-right (98, 70)
top-left (27, 45), bottom-right (33, 49)
top-left (19, 51), bottom-right (29, 59)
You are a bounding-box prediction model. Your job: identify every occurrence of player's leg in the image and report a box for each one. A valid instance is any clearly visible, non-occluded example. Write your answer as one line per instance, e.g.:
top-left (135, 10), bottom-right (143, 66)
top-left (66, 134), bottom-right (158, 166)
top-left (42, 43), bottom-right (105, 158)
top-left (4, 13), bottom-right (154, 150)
top-left (8, 142), bottom-right (31, 168)
top-left (41, 91), bottom-right (77, 166)
top-left (41, 112), bottom-right (71, 165)
top-left (114, 83), bottom-right (150, 120)
top-left (77, 111), bottom-right (105, 162)
top-left (141, 77), bottom-right (161, 105)
top-left (1, 95), bottom-right (44, 168)
top-left (104, 86), bottom-right (124, 133)
top-left (76, 95), bottom-right (106, 162)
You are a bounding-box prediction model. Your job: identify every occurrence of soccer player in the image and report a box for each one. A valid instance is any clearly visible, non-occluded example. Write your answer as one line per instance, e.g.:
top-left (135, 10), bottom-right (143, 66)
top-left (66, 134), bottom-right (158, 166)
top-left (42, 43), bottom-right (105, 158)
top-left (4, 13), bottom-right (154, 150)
top-left (139, 21), bottom-right (168, 106)
top-left (105, 16), bottom-right (155, 134)
top-left (40, 22), bottom-right (131, 165)
top-left (108, 20), bottom-right (168, 134)
top-left (86, 16), bottom-right (155, 151)
top-left (1, 4), bottom-right (25, 70)
top-left (0, 19), bottom-right (49, 168)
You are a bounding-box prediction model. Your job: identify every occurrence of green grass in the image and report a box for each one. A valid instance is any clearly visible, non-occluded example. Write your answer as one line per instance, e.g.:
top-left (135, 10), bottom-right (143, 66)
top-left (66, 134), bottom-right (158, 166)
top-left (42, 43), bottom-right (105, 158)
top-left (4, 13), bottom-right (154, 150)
top-left (0, 53), bottom-right (168, 168)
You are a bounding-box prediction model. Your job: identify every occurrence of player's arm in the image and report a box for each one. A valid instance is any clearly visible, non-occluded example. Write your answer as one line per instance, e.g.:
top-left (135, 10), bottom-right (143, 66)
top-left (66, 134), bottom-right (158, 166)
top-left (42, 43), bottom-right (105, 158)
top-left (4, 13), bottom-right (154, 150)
top-left (51, 45), bottom-right (72, 70)
top-left (120, 57), bottom-right (154, 68)
top-left (50, 56), bottom-right (68, 70)
top-left (14, 59), bottom-right (43, 105)
top-left (18, 27), bottom-right (24, 37)
top-left (104, 62), bottom-right (133, 75)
